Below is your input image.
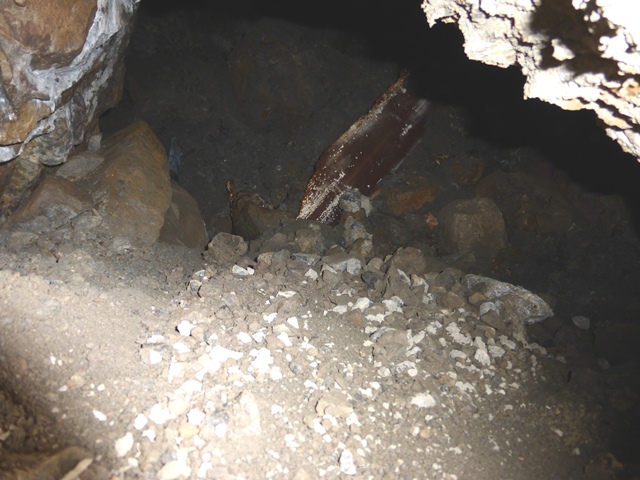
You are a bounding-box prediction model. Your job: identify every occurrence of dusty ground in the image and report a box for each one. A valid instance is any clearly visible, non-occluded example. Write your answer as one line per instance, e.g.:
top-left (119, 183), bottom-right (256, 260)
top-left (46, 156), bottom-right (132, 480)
top-left (1, 1), bottom-right (640, 479)
top-left (0, 223), bottom-right (627, 479)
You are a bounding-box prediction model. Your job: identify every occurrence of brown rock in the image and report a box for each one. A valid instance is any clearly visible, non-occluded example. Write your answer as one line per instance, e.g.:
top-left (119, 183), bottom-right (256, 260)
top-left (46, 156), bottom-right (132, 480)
top-left (388, 247), bottom-right (428, 276)
top-left (0, 154), bottom-right (43, 217)
top-left (385, 177), bottom-right (445, 216)
top-left (449, 155), bottom-right (485, 186)
top-left (82, 121), bottom-right (171, 244)
top-left (0, 0), bottom-right (97, 69)
top-left (230, 190), bottom-right (292, 241)
top-left (159, 180), bottom-right (208, 249)
top-left (204, 232), bottom-right (248, 266)
top-left (438, 197), bottom-right (507, 257)
top-left (6, 175), bottom-right (90, 229)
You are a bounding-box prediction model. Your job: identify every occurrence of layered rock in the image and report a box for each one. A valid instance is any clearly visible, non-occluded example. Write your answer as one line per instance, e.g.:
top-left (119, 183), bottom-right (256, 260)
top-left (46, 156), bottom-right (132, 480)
top-left (421, 0), bottom-right (640, 160)
top-left (0, 0), bottom-right (139, 213)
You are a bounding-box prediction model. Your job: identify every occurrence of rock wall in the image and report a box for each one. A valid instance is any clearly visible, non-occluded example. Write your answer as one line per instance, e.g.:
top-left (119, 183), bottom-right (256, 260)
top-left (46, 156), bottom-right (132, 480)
top-left (0, 0), bottom-right (139, 217)
top-left (421, 0), bottom-right (640, 161)
top-left (0, 0), bottom-right (139, 164)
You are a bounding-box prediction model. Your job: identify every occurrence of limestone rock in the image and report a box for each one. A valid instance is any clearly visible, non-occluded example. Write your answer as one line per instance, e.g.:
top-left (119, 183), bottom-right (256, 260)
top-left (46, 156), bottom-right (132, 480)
top-left (438, 197), bottom-right (507, 257)
top-left (0, 0), bottom-right (137, 217)
top-left (82, 121), bottom-right (172, 244)
top-left (159, 180), bottom-right (208, 250)
top-left (421, 0), bottom-right (640, 160)
top-left (462, 274), bottom-right (554, 326)
top-left (0, 0), bottom-right (137, 161)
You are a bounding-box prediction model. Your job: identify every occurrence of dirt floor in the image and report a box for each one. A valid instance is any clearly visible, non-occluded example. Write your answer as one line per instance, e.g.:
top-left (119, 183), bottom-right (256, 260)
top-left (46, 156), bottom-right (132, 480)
top-left (1, 1), bottom-right (640, 479)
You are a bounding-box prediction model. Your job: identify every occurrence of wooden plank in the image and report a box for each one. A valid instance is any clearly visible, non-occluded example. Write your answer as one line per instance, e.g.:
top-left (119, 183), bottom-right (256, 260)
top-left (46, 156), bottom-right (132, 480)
top-left (298, 69), bottom-right (433, 225)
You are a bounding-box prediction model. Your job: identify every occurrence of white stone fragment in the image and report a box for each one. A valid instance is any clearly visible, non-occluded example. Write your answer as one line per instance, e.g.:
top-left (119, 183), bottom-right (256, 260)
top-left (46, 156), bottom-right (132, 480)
top-left (305, 269), bottom-right (319, 280)
top-left (210, 345), bottom-right (243, 362)
top-left (231, 265), bottom-right (254, 276)
top-left (499, 336), bottom-right (517, 350)
top-left (146, 335), bottom-right (165, 344)
top-left (475, 348), bottom-right (491, 366)
top-left (352, 297), bottom-right (372, 311)
top-left (149, 349), bottom-right (163, 365)
top-left (263, 312), bottom-right (277, 323)
top-left (332, 305), bottom-right (348, 314)
top-left (114, 432), bottom-right (134, 458)
top-left (339, 449), bottom-right (357, 475)
top-left (410, 330), bottom-right (426, 345)
top-left (249, 348), bottom-right (274, 373)
top-left (133, 414), bottom-right (148, 430)
top-left (488, 345), bottom-right (506, 358)
top-left (410, 393), bottom-right (436, 408)
top-left (346, 412), bottom-right (362, 426)
top-left (449, 349), bottom-right (467, 360)
top-left (172, 342), bottom-right (190, 354)
top-left (313, 418), bottom-right (327, 435)
top-left (446, 323), bottom-right (472, 345)
top-left (158, 460), bottom-right (191, 480)
top-left (180, 379), bottom-right (202, 394)
top-left (382, 297), bottom-right (404, 312)
top-left (237, 332), bottom-right (252, 344)
top-left (304, 379), bottom-right (319, 390)
top-left (455, 381), bottom-right (475, 393)
top-left (287, 317), bottom-right (299, 329)
top-left (176, 320), bottom-right (195, 336)
top-left (277, 291), bottom-right (297, 298)
top-left (148, 403), bottom-right (174, 425)
top-left (187, 408), bottom-right (206, 426)
top-left (270, 366), bottom-right (283, 381)
top-left (93, 410), bottom-right (107, 422)
top-left (277, 331), bottom-right (292, 347)
top-left (271, 405), bottom-right (284, 415)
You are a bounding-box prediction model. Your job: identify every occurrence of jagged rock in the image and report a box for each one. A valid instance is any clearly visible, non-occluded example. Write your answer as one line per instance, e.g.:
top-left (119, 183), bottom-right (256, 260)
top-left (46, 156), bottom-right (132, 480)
top-left (0, 0), bottom-right (136, 216)
top-left (4, 175), bottom-right (91, 231)
top-left (462, 274), bottom-right (553, 326)
top-left (55, 150), bottom-right (104, 182)
top-left (0, 0), bottom-right (136, 160)
top-left (81, 121), bottom-right (172, 244)
top-left (158, 180), bottom-right (208, 249)
top-left (421, 0), bottom-right (640, 160)
top-left (438, 197), bottom-right (507, 257)
top-left (204, 232), bottom-right (248, 266)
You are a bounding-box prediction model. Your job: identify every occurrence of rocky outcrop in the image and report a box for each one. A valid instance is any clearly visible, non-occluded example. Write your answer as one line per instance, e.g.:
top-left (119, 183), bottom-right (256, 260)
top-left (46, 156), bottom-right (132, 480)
top-left (421, 0), bottom-right (640, 160)
top-left (0, 0), bottom-right (139, 214)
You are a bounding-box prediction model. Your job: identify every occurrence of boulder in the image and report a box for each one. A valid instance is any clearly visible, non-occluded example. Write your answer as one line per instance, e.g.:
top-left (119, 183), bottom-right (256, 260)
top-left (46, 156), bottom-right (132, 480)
top-left (159, 180), bottom-right (208, 249)
top-left (438, 197), bottom-right (507, 257)
top-left (81, 121), bottom-right (172, 244)
top-left (5, 175), bottom-right (91, 230)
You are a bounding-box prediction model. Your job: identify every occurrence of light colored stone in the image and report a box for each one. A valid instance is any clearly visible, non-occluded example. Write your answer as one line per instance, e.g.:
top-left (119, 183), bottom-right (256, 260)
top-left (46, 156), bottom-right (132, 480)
top-left (421, 0), bottom-right (640, 160)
